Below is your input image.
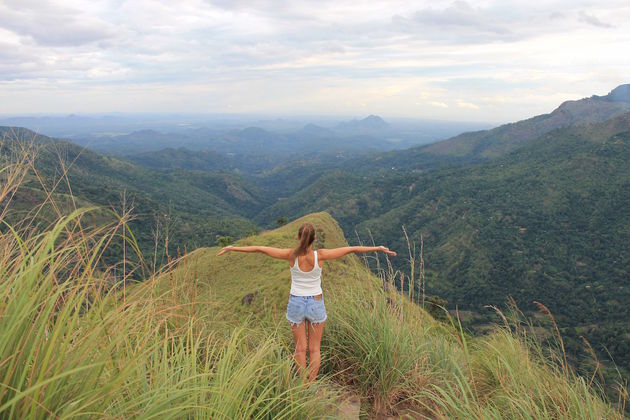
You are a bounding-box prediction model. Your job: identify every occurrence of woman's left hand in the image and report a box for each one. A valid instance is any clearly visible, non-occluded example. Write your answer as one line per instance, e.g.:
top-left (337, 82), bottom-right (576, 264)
top-left (216, 246), bottom-right (234, 256)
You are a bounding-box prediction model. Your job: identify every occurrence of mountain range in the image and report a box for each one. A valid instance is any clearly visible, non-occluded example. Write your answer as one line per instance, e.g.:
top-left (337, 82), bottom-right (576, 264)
top-left (56, 114), bottom-right (476, 158)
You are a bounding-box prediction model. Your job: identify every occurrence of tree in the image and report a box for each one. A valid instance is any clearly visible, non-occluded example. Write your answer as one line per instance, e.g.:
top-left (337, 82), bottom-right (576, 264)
top-left (217, 236), bottom-right (233, 247)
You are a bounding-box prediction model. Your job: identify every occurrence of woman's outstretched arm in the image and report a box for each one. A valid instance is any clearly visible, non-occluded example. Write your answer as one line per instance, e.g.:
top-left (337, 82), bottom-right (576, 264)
top-left (318, 245), bottom-right (396, 261)
top-left (216, 245), bottom-right (293, 260)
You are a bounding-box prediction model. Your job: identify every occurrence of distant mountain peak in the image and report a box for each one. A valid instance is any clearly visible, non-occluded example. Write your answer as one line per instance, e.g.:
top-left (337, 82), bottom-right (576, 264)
top-left (606, 84), bottom-right (630, 103)
top-left (336, 115), bottom-right (390, 132)
top-left (361, 115), bottom-right (389, 127)
top-left (299, 123), bottom-right (334, 136)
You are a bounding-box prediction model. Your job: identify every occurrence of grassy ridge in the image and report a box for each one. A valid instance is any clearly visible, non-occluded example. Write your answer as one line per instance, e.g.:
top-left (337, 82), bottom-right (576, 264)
top-left (168, 212), bottom-right (374, 326)
top-left (161, 212), bottom-right (626, 417)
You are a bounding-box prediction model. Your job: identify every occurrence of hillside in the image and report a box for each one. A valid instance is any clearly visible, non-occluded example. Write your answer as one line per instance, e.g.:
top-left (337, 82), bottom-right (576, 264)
top-left (252, 112), bottom-right (630, 383)
top-left (3, 86), bottom-right (630, 413)
top-left (353, 84), bottom-right (630, 172)
top-left (0, 127), bottom-right (265, 259)
top-left (425, 86), bottom-right (630, 159)
top-left (152, 212), bottom-right (624, 417)
top-left (355, 114), bottom-right (630, 374)
top-left (126, 147), bottom-right (277, 173)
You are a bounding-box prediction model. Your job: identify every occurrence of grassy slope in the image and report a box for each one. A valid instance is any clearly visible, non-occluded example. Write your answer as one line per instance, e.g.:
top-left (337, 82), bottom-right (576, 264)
top-left (157, 212), bottom-right (624, 418)
top-left (163, 212), bottom-right (401, 326)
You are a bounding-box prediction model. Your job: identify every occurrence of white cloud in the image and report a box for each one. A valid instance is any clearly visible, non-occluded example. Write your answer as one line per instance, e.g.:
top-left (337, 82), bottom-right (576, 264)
top-left (0, 1), bottom-right (117, 46)
top-left (411, 1), bottom-right (512, 35)
top-left (430, 101), bottom-right (449, 108)
top-left (578, 10), bottom-right (613, 28)
top-left (457, 100), bottom-right (480, 110)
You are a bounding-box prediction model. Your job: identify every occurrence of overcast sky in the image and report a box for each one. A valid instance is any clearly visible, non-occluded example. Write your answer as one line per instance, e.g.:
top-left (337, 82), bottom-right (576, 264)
top-left (0, 0), bottom-right (628, 122)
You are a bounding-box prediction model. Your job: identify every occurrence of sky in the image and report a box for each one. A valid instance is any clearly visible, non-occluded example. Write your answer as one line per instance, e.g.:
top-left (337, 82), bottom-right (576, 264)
top-left (0, 0), bottom-right (629, 123)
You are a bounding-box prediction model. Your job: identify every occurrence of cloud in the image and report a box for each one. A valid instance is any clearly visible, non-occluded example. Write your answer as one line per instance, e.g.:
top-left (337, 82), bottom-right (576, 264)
top-left (0, 1), bottom-right (117, 46)
top-left (430, 101), bottom-right (449, 108)
top-left (457, 100), bottom-right (479, 110)
top-left (412, 1), bottom-right (511, 35)
top-left (578, 10), bottom-right (613, 28)
top-left (0, 0), bottom-right (629, 122)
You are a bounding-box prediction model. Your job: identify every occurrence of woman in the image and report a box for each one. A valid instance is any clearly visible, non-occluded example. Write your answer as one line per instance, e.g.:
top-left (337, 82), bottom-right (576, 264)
top-left (216, 222), bottom-right (396, 382)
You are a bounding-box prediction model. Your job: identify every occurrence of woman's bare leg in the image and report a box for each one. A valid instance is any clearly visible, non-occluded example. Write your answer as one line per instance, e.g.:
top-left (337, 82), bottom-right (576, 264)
top-left (307, 321), bottom-right (325, 382)
top-left (291, 321), bottom-right (308, 378)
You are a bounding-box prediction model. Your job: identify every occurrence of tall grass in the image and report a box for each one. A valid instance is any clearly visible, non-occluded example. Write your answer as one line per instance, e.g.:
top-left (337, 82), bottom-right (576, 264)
top-left (0, 211), bottom-right (335, 417)
top-left (0, 145), bottom-right (335, 418)
top-left (323, 277), bottom-right (626, 418)
top-left (324, 286), bottom-right (439, 415)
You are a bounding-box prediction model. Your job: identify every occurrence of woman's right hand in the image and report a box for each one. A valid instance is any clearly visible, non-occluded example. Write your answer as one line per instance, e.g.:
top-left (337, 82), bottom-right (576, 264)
top-left (216, 246), bottom-right (234, 256)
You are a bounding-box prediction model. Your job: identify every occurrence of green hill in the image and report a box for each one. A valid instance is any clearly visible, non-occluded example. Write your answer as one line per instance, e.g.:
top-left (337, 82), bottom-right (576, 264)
top-left (3, 86), bottom-right (630, 416)
top-left (347, 84), bottom-right (630, 172)
top-left (167, 212), bottom-right (366, 324)
top-left (146, 211), bottom-right (627, 417)
top-left (356, 114), bottom-right (630, 377)
top-left (252, 112), bottom-right (630, 385)
top-left (136, 213), bottom-right (628, 418)
top-left (423, 87), bottom-right (630, 159)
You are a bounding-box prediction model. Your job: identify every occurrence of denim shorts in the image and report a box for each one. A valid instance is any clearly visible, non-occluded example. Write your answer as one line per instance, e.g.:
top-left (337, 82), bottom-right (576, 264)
top-left (286, 294), bottom-right (327, 325)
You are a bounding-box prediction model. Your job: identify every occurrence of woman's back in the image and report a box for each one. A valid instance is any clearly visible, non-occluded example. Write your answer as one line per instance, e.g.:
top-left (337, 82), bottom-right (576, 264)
top-left (291, 250), bottom-right (321, 272)
top-left (289, 250), bottom-right (322, 296)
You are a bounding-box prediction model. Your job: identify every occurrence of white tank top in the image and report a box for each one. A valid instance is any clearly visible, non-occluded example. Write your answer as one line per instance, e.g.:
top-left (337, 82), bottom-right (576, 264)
top-left (289, 250), bottom-right (323, 296)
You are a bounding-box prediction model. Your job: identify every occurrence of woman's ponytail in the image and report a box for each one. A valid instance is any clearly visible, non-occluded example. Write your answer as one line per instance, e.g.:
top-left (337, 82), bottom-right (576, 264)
top-left (293, 223), bottom-right (315, 257)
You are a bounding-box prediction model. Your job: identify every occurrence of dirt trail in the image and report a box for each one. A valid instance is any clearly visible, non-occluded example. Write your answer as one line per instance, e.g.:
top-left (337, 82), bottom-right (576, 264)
top-left (337, 394), bottom-right (361, 419)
